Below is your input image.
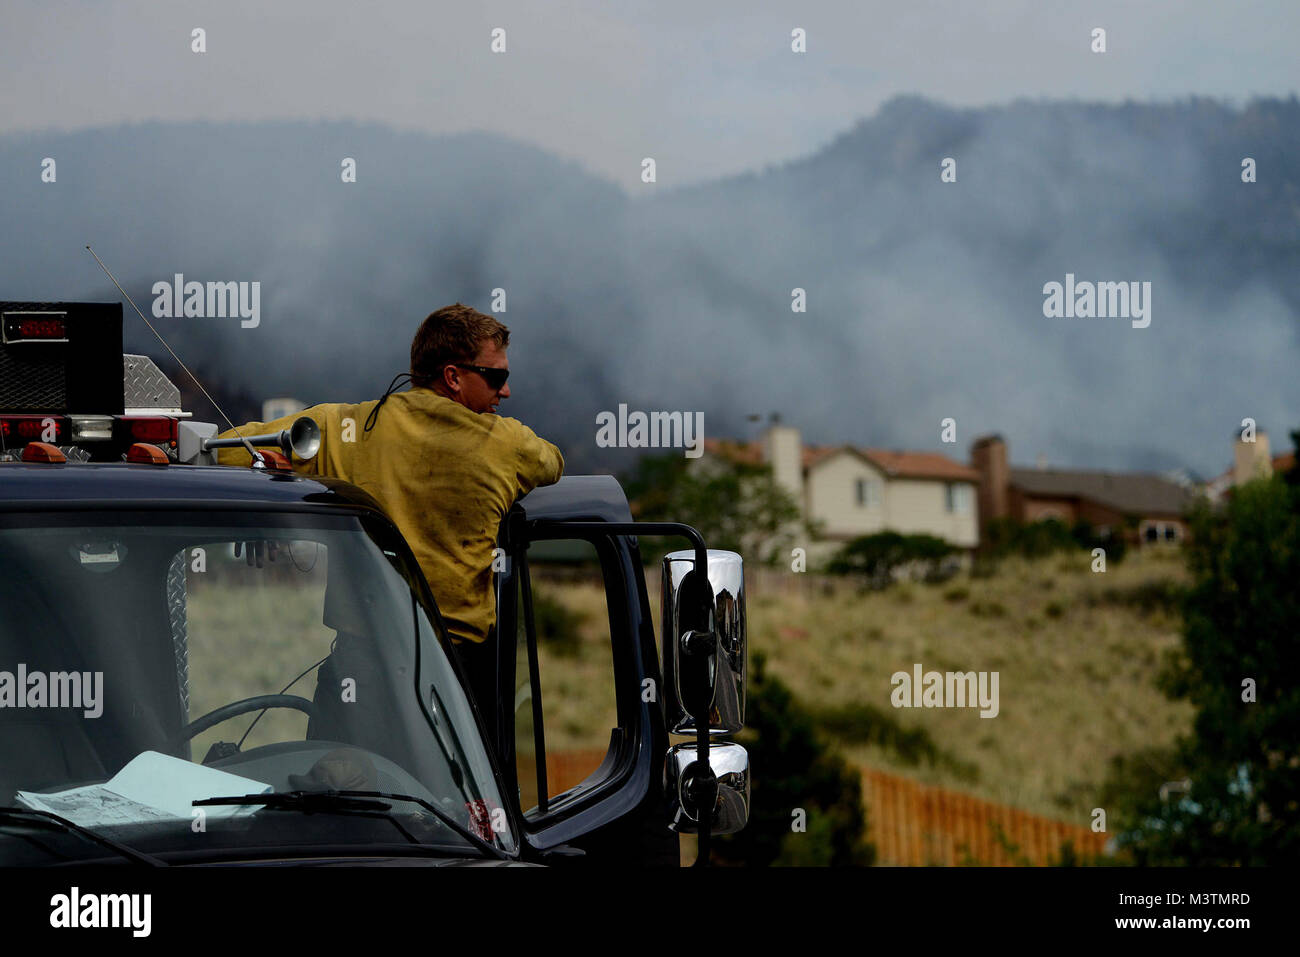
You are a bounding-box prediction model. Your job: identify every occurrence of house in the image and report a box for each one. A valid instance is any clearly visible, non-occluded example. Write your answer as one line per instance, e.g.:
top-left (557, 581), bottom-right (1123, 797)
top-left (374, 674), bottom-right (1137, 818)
top-left (700, 423), bottom-right (981, 552)
top-left (969, 434), bottom-right (1197, 546)
top-left (1203, 427), bottom-right (1295, 503)
top-left (262, 397), bottom-right (306, 421)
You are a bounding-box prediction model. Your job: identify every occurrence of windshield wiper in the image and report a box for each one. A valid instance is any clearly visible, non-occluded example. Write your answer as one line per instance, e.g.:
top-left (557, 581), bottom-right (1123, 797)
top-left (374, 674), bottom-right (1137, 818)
top-left (0, 806), bottom-right (167, 867)
top-left (194, 790), bottom-right (507, 861)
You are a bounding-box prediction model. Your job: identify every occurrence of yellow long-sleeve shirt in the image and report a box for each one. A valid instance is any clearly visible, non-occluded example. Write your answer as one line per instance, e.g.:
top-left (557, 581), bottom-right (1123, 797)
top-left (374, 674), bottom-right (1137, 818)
top-left (214, 387), bottom-right (564, 644)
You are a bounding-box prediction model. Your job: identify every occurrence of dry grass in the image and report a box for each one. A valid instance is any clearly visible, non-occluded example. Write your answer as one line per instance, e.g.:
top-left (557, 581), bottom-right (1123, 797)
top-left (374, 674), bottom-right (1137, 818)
top-left (543, 547), bottom-right (1193, 822)
top-left (525, 577), bottom-right (621, 752)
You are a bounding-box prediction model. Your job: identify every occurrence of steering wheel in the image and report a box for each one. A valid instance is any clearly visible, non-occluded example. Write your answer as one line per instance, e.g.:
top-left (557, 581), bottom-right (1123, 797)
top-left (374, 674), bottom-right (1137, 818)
top-left (168, 694), bottom-right (319, 751)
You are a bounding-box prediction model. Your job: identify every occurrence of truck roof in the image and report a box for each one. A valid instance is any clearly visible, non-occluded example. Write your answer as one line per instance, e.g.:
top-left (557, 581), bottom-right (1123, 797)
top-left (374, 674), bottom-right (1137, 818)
top-left (0, 465), bottom-right (632, 523)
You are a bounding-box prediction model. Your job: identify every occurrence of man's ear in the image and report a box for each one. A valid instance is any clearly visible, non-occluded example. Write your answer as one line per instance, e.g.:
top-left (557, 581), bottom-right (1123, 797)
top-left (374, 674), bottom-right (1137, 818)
top-left (441, 364), bottom-right (461, 394)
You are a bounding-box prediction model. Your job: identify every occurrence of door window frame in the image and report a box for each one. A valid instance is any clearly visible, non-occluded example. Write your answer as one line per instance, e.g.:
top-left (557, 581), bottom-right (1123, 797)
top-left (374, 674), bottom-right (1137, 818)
top-left (493, 515), bottom-right (645, 834)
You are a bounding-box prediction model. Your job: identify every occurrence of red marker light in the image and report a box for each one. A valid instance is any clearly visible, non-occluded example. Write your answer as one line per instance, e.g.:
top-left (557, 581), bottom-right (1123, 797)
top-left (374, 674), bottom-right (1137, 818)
top-left (19, 317), bottom-right (65, 339)
top-left (1, 313), bottom-right (67, 343)
top-left (121, 416), bottom-right (178, 447)
top-left (1, 416), bottom-right (66, 442)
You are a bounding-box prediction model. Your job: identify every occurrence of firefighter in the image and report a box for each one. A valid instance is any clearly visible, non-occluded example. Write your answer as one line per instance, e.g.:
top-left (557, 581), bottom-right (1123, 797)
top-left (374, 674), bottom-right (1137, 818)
top-left (214, 303), bottom-right (564, 725)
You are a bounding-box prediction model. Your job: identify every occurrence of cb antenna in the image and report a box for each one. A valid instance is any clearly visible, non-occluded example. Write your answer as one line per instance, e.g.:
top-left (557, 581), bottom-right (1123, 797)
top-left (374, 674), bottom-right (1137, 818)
top-left (85, 245), bottom-right (258, 461)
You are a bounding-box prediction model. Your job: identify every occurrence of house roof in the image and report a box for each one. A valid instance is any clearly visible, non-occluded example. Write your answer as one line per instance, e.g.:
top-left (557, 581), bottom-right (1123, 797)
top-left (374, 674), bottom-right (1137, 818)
top-left (859, 449), bottom-right (981, 482)
top-left (1009, 467), bottom-right (1197, 517)
top-left (802, 445), bottom-right (841, 470)
top-left (703, 438), bottom-right (978, 482)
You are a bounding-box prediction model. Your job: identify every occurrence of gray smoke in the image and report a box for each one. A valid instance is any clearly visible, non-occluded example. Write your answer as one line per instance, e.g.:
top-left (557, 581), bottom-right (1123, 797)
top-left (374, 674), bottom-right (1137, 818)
top-left (1, 96), bottom-right (1297, 476)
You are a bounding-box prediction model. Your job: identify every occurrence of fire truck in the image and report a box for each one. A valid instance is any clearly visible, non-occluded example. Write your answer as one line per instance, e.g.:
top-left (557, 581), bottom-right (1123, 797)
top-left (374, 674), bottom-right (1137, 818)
top-left (0, 301), bottom-right (748, 866)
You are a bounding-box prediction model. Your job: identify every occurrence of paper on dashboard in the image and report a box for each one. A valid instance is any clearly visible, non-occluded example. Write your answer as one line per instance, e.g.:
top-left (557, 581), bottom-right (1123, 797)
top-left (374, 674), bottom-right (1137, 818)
top-left (17, 751), bottom-right (271, 828)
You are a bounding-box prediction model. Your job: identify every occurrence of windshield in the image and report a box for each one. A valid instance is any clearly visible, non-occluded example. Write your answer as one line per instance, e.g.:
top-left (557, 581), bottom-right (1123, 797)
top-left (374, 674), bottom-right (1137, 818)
top-left (0, 509), bottom-right (515, 863)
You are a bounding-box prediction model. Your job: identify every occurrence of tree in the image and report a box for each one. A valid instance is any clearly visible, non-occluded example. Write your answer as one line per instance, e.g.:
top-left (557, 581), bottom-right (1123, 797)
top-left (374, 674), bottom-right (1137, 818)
top-left (1111, 443), bottom-right (1300, 864)
top-left (710, 653), bottom-right (875, 866)
top-left (623, 452), bottom-right (806, 565)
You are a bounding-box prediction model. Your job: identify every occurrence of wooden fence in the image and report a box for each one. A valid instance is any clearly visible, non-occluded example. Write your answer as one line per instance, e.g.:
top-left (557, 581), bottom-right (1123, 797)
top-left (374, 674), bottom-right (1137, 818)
top-left (860, 767), bottom-right (1108, 865)
top-left (533, 750), bottom-right (1108, 865)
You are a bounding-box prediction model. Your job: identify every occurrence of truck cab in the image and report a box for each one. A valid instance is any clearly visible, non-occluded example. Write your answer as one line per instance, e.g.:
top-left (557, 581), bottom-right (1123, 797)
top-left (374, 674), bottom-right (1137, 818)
top-left (0, 301), bottom-right (749, 866)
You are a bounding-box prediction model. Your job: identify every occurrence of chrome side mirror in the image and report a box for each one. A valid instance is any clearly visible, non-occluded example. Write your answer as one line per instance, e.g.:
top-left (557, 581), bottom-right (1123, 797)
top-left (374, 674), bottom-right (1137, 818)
top-left (664, 741), bottom-right (750, 834)
top-left (661, 549), bottom-right (746, 734)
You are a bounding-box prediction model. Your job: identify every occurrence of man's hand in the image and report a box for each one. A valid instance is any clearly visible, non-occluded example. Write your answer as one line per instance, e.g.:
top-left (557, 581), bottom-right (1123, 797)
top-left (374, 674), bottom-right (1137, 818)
top-left (233, 539), bottom-right (283, 567)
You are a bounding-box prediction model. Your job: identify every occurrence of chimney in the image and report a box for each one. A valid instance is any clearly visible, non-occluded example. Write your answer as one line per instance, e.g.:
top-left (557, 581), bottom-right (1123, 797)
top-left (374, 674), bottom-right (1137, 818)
top-left (971, 434), bottom-right (1009, 532)
top-left (1234, 428), bottom-right (1272, 486)
top-left (761, 422), bottom-right (804, 508)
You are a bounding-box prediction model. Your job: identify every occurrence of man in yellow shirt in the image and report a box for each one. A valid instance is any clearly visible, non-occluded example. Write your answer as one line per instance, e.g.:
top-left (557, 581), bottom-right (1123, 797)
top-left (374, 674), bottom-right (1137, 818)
top-left (214, 303), bottom-right (564, 722)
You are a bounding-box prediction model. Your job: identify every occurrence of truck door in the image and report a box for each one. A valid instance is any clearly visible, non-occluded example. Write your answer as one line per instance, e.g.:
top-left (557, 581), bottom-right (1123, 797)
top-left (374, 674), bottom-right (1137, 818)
top-left (491, 513), bottom-right (679, 865)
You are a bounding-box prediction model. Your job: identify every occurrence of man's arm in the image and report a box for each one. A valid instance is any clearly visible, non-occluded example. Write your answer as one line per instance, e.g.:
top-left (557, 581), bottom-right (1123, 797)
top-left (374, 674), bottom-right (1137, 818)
top-left (514, 424), bottom-right (565, 495)
top-left (212, 403), bottom-right (350, 477)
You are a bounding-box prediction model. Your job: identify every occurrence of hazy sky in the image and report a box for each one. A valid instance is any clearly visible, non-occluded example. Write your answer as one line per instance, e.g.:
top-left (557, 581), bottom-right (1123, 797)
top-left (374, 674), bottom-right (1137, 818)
top-left (2, 0), bottom-right (1297, 186)
top-left (2, 2), bottom-right (1297, 478)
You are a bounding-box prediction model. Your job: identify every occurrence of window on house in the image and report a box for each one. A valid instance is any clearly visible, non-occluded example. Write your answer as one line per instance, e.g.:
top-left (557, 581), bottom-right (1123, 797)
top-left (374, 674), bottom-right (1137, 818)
top-left (1163, 525), bottom-right (1178, 542)
top-left (1145, 524), bottom-right (1159, 543)
top-left (855, 478), bottom-right (881, 508)
top-left (945, 483), bottom-right (972, 514)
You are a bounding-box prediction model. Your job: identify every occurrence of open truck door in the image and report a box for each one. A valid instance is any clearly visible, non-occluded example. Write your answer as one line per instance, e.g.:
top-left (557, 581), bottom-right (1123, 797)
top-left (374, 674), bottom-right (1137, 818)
top-left (488, 475), bottom-right (750, 865)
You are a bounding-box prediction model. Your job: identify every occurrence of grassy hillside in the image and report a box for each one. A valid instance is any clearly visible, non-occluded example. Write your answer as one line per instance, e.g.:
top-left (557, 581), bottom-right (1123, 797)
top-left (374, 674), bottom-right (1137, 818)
top-left (541, 547), bottom-right (1193, 824)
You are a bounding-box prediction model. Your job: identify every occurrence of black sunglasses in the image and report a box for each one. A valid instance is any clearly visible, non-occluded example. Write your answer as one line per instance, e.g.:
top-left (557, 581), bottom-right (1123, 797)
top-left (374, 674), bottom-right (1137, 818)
top-left (453, 364), bottom-right (509, 390)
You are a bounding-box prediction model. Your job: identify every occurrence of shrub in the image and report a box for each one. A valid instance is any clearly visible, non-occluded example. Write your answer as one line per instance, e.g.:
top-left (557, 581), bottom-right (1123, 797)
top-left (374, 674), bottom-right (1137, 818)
top-left (828, 531), bottom-right (959, 588)
top-left (985, 517), bottom-right (1075, 558)
top-left (985, 517), bottom-right (1128, 564)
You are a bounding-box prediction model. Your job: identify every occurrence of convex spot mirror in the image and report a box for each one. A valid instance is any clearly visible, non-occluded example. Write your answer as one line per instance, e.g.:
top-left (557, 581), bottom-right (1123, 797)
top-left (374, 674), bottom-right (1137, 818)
top-left (664, 742), bottom-right (750, 834)
top-left (661, 549), bottom-right (746, 734)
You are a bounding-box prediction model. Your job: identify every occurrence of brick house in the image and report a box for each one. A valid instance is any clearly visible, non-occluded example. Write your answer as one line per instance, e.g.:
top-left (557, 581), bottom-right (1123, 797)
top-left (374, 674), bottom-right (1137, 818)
top-left (969, 434), bottom-right (1198, 546)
